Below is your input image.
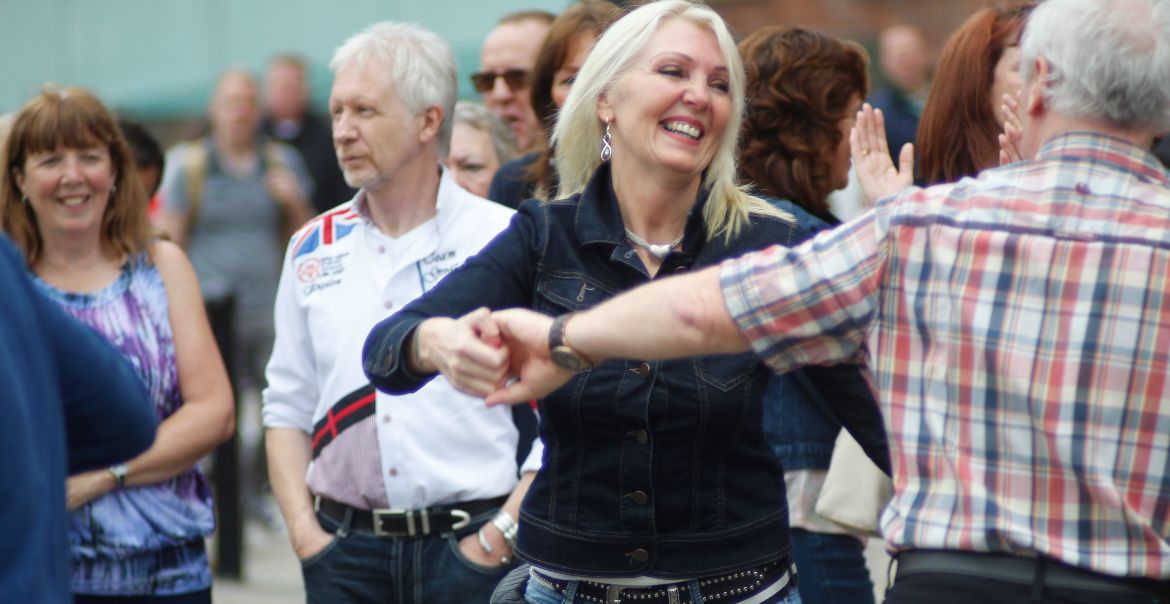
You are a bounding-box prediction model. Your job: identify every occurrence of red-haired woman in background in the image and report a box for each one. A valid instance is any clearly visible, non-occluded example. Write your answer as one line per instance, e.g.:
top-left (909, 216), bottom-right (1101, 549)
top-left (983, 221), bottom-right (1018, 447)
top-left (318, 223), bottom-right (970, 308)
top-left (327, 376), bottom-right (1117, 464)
top-left (917, 2), bottom-right (1035, 184)
top-left (853, 3), bottom-right (1035, 198)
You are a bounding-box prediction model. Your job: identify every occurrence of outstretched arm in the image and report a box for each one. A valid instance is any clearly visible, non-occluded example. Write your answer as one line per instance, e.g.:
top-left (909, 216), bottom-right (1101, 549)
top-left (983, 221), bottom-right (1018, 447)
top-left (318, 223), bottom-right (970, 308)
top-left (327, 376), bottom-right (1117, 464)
top-left (489, 265), bottom-right (747, 405)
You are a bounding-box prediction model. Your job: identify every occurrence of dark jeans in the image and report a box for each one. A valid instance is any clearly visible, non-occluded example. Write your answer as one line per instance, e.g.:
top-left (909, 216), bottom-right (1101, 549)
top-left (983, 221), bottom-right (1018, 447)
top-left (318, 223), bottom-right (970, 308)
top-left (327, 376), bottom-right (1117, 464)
top-left (302, 510), bottom-right (515, 604)
top-left (73, 588), bottom-right (211, 603)
top-left (885, 572), bottom-right (1169, 604)
top-left (789, 529), bottom-right (874, 604)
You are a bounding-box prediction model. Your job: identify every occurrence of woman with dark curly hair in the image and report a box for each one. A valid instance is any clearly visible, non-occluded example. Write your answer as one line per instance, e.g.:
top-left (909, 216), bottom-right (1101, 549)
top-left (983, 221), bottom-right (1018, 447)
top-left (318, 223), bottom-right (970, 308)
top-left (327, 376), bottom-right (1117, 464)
top-left (738, 26), bottom-right (887, 604)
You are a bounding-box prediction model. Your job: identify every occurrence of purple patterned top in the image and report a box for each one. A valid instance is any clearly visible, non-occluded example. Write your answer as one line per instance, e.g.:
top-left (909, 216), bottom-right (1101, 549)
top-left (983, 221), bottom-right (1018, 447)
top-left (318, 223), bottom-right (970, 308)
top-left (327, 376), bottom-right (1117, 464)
top-left (34, 256), bottom-right (215, 595)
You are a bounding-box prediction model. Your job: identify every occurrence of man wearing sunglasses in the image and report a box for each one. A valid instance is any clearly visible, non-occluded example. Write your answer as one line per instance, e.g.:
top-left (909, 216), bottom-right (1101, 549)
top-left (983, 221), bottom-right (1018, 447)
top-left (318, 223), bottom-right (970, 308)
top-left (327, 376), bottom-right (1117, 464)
top-left (474, 10), bottom-right (554, 152)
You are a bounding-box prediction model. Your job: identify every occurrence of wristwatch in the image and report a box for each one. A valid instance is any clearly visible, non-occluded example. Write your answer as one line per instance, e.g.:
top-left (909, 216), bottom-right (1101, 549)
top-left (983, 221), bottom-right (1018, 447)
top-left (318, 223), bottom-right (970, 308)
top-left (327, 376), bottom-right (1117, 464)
top-left (548, 313), bottom-right (596, 373)
top-left (108, 463), bottom-right (129, 489)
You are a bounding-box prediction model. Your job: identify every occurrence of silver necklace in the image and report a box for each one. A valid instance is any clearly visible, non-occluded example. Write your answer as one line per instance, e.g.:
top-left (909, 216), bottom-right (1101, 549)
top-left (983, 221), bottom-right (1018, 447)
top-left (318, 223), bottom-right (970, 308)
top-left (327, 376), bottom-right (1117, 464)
top-left (625, 228), bottom-right (683, 261)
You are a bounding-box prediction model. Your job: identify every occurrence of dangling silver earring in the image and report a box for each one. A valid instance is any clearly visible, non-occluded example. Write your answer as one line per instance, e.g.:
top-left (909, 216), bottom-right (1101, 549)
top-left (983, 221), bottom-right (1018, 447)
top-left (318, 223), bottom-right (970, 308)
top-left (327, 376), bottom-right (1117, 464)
top-left (600, 121), bottom-right (612, 162)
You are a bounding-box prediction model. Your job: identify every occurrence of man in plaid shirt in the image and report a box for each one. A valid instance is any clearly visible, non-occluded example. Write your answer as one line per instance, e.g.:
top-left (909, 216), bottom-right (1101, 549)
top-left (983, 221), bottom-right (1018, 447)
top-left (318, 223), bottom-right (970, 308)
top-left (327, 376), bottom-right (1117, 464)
top-left (479, 0), bottom-right (1170, 601)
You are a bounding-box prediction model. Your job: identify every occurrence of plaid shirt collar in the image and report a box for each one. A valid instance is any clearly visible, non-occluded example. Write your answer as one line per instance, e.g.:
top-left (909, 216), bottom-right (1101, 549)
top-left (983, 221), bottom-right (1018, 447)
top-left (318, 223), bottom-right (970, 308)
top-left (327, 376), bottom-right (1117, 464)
top-left (1036, 130), bottom-right (1168, 185)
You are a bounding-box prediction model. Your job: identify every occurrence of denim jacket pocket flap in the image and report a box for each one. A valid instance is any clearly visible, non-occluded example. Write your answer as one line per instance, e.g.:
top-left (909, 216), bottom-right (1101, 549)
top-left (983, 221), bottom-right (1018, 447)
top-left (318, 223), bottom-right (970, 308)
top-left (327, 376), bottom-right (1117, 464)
top-left (535, 272), bottom-right (616, 313)
top-left (693, 353), bottom-right (758, 392)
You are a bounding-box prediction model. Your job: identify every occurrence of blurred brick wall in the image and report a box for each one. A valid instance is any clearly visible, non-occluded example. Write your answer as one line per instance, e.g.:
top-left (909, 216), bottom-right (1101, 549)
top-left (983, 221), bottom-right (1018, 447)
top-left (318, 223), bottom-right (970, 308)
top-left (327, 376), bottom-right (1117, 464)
top-left (708, 0), bottom-right (987, 48)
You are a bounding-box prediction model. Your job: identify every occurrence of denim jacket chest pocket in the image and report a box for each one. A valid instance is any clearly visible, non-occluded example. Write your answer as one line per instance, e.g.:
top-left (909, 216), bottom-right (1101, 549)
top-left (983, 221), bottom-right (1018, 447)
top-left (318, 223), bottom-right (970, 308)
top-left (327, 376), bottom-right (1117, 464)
top-left (534, 270), bottom-right (619, 315)
top-left (692, 352), bottom-right (758, 393)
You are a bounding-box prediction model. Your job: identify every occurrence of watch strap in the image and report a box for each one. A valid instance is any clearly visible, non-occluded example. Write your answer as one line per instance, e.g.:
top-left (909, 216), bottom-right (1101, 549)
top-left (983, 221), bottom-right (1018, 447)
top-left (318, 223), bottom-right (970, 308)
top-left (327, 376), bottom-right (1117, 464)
top-left (548, 313), bottom-right (595, 370)
top-left (108, 463), bottom-right (129, 489)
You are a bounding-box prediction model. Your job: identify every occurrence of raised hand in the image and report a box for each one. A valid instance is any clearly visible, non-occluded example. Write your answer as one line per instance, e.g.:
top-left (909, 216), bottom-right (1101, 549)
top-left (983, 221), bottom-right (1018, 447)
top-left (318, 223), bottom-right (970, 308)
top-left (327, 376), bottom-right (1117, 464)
top-left (412, 307), bottom-right (511, 397)
top-left (486, 308), bottom-right (576, 406)
top-left (851, 103), bottom-right (914, 205)
top-left (998, 92), bottom-right (1025, 166)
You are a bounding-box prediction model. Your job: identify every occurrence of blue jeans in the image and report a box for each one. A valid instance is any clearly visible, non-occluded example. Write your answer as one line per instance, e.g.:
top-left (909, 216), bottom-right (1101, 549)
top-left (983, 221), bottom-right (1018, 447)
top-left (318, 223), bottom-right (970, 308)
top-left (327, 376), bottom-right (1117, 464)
top-left (788, 529), bottom-right (874, 604)
top-left (301, 510), bottom-right (515, 604)
top-left (523, 571), bottom-right (803, 604)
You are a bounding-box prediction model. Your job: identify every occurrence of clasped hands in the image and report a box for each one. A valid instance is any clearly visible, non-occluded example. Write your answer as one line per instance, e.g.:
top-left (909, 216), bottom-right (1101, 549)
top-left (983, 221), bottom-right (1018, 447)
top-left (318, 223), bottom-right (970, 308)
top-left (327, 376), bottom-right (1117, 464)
top-left (411, 308), bottom-right (576, 407)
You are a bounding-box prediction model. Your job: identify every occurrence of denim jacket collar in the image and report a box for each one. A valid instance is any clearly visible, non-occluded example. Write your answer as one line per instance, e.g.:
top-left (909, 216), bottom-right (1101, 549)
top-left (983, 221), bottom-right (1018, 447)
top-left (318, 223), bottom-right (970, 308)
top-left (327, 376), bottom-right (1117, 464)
top-left (572, 161), bottom-right (712, 272)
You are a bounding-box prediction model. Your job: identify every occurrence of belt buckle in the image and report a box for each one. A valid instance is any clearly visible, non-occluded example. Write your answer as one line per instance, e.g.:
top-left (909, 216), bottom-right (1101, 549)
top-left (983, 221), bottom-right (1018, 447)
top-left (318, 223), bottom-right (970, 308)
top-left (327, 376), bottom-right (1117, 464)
top-left (372, 508), bottom-right (414, 537)
top-left (371, 507), bottom-right (473, 536)
top-left (449, 509), bottom-right (471, 531)
top-left (606, 585), bottom-right (625, 604)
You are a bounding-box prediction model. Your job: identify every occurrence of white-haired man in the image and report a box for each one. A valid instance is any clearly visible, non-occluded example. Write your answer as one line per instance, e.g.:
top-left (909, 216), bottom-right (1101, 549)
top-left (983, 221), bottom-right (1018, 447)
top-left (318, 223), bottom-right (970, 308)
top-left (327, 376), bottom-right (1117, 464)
top-left (477, 0), bottom-right (1170, 602)
top-left (262, 22), bottom-right (540, 604)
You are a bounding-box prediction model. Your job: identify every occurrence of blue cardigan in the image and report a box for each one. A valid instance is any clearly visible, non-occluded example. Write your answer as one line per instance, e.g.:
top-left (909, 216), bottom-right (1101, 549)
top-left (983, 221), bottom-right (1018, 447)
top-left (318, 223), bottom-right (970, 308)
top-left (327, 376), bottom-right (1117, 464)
top-left (0, 234), bottom-right (156, 603)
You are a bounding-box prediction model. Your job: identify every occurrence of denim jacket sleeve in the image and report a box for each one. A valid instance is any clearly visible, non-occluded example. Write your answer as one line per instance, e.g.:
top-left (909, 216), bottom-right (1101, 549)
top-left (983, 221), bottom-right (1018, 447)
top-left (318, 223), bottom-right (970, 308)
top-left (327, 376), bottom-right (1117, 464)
top-left (363, 204), bottom-right (544, 395)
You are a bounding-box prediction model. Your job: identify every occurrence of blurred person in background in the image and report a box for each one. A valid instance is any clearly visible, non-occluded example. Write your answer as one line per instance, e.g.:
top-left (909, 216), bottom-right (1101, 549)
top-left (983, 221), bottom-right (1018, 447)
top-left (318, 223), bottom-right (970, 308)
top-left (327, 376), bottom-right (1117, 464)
top-left (446, 100), bottom-right (519, 198)
top-left (738, 26), bottom-right (887, 604)
top-left (262, 21), bottom-right (541, 604)
top-left (867, 24), bottom-right (932, 166)
top-left (264, 54), bottom-right (357, 213)
top-left (487, 0), bottom-right (625, 209)
top-left (160, 69), bottom-right (314, 396)
top-left (474, 10), bottom-right (555, 153)
top-left (0, 229), bottom-right (157, 604)
top-left (117, 118), bottom-right (166, 220)
top-left (2, 86), bottom-right (234, 603)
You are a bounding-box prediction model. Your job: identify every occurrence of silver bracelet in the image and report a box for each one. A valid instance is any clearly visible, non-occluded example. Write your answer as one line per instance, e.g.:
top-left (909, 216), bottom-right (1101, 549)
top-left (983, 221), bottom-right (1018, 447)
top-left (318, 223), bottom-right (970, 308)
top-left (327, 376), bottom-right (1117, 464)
top-left (477, 528), bottom-right (493, 554)
top-left (477, 527), bottom-right (511, 566)
top-left (490, 510), bottom-right (519, 549)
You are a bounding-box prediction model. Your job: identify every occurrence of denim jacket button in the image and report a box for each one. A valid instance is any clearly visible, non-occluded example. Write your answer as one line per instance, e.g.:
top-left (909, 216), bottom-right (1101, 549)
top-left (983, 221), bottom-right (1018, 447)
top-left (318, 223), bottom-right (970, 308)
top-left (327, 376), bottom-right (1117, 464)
top-left (629, 549), bottom-right (649, 563)
top-left (625, 491), bottom-right (648, 505)
top-left (631, 429), bottom-right (648, 444)
top-left (634, 362), bottom-right (650, 379)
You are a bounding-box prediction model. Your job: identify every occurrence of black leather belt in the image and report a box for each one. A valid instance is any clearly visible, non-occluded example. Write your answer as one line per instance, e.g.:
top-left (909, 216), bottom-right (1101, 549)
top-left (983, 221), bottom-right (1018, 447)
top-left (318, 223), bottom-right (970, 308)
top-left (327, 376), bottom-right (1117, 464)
top-left (530, 558), bottom-right (792, 604)
top-left (896, 550), bottom-right (1170, 597)
top-left (316, 495), bottom-right (507, 538)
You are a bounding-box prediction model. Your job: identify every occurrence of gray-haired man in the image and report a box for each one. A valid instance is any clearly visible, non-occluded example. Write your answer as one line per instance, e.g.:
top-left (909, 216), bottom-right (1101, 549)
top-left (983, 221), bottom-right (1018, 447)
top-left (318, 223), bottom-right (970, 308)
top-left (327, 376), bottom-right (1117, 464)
top-left (262, 21), bottom-right (540, 604)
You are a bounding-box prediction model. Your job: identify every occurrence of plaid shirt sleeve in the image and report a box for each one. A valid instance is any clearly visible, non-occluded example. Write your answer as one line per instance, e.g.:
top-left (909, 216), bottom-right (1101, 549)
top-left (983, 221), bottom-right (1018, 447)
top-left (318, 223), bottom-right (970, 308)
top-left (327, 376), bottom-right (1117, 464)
top-left (720, 193), bottom-right (898, 374)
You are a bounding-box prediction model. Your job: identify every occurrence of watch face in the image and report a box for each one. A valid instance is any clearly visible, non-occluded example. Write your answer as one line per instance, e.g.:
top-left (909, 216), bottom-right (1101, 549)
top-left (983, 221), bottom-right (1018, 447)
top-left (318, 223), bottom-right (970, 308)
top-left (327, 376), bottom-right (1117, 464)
top-left (550, 347), bottom-right (585, 372)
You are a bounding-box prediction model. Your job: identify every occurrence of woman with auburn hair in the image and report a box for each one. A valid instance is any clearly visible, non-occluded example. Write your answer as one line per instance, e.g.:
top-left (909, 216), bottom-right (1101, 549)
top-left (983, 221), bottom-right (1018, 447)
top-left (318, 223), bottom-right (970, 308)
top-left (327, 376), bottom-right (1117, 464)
top-left (852, 2), bottom-right (1035, 202)
top-left (738, 26), bottom-right (888, 604)
top-left (916, 2), bottom-right (1035, 184)
top-left (1, 87), bottom-right (234, 603)
top-left (488, 0), bottom-right (625, 208)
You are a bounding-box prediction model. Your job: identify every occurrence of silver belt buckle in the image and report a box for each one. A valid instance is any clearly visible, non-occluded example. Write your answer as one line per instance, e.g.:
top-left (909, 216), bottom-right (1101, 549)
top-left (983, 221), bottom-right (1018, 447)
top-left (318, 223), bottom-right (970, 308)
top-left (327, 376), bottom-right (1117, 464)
top-left (372, 508), bottom-right (413, 537)
top-left (371, 507), bottom-right (472, 536)
top-left (449, 509), bottom-right (472, 531)
top-left (606, 585), bottom-right (625, 604)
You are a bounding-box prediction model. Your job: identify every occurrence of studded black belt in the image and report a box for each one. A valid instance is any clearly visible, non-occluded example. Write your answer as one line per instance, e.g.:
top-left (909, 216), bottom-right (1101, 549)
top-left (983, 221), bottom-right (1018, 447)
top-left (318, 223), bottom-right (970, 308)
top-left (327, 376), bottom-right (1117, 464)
top-left (529, 557), bottom-right (793, 604)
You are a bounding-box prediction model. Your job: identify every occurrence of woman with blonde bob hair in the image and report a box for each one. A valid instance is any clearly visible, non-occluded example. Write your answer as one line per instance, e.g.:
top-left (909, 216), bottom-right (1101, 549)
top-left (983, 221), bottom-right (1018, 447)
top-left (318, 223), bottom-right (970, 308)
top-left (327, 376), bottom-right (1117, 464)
top-left (1, 86), bottom-right (234, 603)
top-left (363, 2), bottom-right (803, 603)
